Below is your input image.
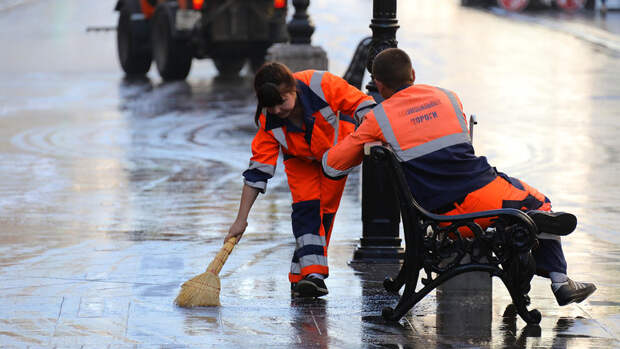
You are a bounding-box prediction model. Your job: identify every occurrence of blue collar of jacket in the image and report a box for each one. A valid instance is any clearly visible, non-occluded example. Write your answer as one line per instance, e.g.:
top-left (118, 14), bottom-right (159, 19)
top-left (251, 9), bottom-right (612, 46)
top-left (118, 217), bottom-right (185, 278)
top-left (264, 112), bottom-right (302, 132)
top-left (395, 83), bottom-right (413, 94)
top-left (264, 79), bottom-right (330, 144)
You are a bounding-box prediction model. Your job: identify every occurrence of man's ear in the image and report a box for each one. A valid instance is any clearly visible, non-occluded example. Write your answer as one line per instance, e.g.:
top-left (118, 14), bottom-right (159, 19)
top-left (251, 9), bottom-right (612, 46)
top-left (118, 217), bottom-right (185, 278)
top-left (374, 79), bottom-right (392, 99)
top-left (375, 79), bottom-right (386, 93)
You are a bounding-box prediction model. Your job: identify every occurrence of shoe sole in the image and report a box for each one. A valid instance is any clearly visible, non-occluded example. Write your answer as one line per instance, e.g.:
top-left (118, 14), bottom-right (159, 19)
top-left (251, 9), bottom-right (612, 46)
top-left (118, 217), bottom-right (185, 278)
top-left (529, 211), bottom-right (577, 236)
top-left (557, 285), bottom-right (596, 306)
top-left (295, 280), bottom-right (328, 298)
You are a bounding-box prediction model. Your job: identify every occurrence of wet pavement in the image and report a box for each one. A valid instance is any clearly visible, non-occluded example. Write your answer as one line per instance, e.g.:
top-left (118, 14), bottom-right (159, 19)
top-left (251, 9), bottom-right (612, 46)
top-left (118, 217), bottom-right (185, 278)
top-left (1, 0), bottom-right (619, 347)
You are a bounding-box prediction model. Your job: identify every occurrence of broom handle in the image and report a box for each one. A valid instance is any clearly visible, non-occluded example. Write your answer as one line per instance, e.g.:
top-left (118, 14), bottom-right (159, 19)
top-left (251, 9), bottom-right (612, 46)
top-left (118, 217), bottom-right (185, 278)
top-left (206, 236), bottom-right (238, 275)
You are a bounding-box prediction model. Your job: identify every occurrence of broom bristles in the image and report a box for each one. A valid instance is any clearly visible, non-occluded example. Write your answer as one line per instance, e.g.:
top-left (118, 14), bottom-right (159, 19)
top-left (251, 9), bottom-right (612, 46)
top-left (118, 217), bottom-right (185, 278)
top-left (175, 237), bottom-right (238, 308)
top-left (175, 271), bottom-right (221, 307)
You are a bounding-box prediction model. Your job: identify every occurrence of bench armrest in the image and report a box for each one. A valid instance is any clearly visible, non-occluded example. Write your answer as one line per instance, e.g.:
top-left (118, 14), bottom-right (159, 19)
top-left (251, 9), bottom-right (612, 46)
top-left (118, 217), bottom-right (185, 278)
top-left (367, 144), bottom-right (538, 237)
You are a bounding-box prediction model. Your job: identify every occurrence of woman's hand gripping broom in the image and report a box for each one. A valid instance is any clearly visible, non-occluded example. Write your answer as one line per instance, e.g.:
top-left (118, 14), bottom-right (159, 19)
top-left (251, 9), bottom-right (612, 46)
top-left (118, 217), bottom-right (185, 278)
top-left (175, 236), bottom-right (238, 307)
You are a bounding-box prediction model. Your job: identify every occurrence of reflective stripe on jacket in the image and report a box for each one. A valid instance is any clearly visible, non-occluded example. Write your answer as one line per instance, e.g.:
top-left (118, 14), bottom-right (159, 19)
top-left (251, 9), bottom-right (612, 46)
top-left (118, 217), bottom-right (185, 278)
top-left (243, 70), bottom-right (375, 192)
top-left (323, 84), bottom-right (497, 210)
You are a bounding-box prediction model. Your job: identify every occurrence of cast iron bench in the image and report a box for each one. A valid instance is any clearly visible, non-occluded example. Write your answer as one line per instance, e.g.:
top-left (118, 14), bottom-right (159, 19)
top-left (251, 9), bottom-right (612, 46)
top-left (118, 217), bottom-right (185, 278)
top-left (366, 143), bottom-right (542, 325)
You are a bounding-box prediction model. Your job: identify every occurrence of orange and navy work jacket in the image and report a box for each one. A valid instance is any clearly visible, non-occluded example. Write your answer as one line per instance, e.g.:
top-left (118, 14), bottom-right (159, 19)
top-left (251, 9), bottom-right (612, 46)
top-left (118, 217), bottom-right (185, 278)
top-left (243, 70), bottom-right (375, 193)
top-left (322, 84), bottom-right (497, 211)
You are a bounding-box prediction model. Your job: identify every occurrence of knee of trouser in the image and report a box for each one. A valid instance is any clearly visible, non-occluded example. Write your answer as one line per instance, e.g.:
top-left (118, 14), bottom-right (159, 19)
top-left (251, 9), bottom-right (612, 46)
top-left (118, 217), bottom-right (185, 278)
top-left (291, 200), bottom-right (322, 238)
top-left (533, 238), bottom-right (567, 275)
top-left (322, 213), bottom-right (335, 236)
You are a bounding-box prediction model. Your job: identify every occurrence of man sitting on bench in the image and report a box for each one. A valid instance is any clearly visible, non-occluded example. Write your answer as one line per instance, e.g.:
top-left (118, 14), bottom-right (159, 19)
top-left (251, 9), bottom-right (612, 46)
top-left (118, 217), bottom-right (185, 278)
top-left (321, 48), bottom-right (596, 306)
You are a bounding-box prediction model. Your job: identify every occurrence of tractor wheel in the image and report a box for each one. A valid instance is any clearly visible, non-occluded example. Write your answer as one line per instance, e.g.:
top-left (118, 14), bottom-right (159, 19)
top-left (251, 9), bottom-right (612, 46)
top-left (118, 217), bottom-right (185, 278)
top-left (249, 47), bottom-right (269, 73)
top-left (117, 11), bottom-right (152, 75)
top-left (213, 57), bottom-right (246, 77)
top-left (151, 5), bottom-right (192, 81)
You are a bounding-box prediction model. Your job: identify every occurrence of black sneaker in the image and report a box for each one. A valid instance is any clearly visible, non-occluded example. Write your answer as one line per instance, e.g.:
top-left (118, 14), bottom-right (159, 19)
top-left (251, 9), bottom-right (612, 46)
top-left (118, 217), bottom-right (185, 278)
top-left (294, 276), bottom-right (328, 298)
top-left (552, 278), bottom-right (596, 306)
top-left (528, 211), bottom-right (577, 236)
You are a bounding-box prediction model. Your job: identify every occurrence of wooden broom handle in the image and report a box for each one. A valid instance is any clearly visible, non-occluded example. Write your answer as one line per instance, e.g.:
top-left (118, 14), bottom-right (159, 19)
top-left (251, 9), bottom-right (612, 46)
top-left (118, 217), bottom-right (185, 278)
top-left (206, 236), bottom-right (238, 274)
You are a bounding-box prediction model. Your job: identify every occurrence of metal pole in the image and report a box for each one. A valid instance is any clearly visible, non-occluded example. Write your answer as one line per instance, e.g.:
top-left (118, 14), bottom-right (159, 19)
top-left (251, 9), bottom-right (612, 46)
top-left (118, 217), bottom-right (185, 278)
top-left (365, 0), bottom-right (400, 98)
top-left (351, 0), bottom-right (403, 263)
top-left (269, 0), bottom-right (327, 73)
top-left (287, 0), bottom-right (315, 44)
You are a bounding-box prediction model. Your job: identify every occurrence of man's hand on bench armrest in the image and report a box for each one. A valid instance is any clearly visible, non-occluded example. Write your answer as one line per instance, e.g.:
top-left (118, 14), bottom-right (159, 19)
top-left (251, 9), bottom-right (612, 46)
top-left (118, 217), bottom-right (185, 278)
top-left (364, 141), bottom-right (385, 156)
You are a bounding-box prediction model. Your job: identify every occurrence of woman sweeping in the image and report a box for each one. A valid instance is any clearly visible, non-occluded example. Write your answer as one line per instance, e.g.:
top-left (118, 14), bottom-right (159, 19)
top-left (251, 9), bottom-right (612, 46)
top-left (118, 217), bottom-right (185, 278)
top-left (224, 62), bottom-right (374, 297)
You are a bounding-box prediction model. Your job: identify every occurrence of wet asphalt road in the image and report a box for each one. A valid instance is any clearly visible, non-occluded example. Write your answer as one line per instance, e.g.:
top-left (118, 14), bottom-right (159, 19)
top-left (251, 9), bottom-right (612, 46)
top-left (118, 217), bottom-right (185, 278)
top-left (1, 0), bottom-right (619, 347)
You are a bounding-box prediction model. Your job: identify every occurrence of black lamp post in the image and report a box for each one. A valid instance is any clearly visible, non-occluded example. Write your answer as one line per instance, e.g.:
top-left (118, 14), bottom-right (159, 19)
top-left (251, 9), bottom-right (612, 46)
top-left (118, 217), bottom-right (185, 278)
top-left (269, 0), bottom-right (327, 72)
top-left (287, 0), bottom-right (315, 44)
top-left (365, 0), bottom-right (399, 97)
top-left (351, 0), bottom-right (403, 263)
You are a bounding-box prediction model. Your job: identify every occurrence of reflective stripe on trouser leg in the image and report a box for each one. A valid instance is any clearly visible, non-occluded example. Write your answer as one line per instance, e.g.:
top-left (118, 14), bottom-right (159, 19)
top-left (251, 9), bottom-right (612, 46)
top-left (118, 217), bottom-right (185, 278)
top-left (289, 199), bottom-right (328, 283)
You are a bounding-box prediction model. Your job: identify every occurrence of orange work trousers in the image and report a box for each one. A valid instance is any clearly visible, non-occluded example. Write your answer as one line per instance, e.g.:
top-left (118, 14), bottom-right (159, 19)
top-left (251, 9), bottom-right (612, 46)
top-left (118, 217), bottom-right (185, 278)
top-left (440, 173), bottom-right (567, 275)
top-left (441, 173), bottom-right (552, 236)
top-left (284, 157), bottom-right (347, 284)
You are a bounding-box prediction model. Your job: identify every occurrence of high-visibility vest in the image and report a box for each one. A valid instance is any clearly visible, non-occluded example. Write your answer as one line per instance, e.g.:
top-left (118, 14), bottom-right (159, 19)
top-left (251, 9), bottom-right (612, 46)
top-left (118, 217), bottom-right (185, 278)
top-left (243, 70), bottom-right (375, 192)
top-left (323, 84), bottom-right (496, 210)
top-left (373, 84), bottom-right (470, 161)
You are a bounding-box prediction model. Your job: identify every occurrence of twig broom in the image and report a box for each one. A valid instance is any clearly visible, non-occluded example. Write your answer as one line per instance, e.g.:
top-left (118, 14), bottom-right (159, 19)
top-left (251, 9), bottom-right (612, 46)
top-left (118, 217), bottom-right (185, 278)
top-left (175, 236), bottom-right (238, 307)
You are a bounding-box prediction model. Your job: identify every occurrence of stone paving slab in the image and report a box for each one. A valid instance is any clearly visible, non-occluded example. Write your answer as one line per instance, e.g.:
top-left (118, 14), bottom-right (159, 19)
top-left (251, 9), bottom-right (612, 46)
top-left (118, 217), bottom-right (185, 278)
top-left (1, 240), bottom-right (618, 347)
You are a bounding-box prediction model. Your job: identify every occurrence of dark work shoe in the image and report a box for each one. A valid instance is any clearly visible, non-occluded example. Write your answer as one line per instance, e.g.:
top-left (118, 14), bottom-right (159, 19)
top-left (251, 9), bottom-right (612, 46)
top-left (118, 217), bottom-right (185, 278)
top-left (294, 276), bottom-right (328, 298)
top-left (552, 278), bottom-right (596, 306)
top-left (528, 211), bottom-right (577, 236)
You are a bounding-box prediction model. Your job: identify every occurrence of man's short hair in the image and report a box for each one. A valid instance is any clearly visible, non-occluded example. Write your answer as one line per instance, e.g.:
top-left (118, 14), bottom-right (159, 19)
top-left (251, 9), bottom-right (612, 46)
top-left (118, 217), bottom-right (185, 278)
top-left (372, 48), bottom-right (415, 90)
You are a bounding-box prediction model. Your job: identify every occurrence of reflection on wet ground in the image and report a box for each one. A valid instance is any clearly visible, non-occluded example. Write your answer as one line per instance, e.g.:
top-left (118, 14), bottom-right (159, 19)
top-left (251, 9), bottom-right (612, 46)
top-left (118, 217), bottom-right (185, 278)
top-left (1, 0), bottom-right (619, 347)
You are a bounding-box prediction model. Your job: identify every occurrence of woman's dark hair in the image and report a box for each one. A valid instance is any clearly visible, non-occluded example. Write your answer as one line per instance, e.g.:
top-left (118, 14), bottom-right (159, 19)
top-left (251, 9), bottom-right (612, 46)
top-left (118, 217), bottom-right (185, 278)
top-left (253, 62), bottom-right (296, 125)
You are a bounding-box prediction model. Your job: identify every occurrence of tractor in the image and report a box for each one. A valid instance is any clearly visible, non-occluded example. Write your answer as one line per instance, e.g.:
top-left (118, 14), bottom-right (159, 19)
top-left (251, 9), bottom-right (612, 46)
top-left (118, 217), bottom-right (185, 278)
top-left (115, 0), bottom-right (288, 80)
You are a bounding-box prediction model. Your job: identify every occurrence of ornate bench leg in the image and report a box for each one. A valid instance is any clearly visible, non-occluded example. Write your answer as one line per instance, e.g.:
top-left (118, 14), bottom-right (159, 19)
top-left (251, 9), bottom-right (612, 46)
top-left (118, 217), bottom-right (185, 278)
top-left (382, 280), bottom-right (426, 320)
top-left (506, 290), bottom-right (541, 324)
top-left (502, 252), bottom-right (542, 324)
top-left (382, 268), bottom-right (447, 321)
top-left (383, 261), bottom-right (409, 294)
